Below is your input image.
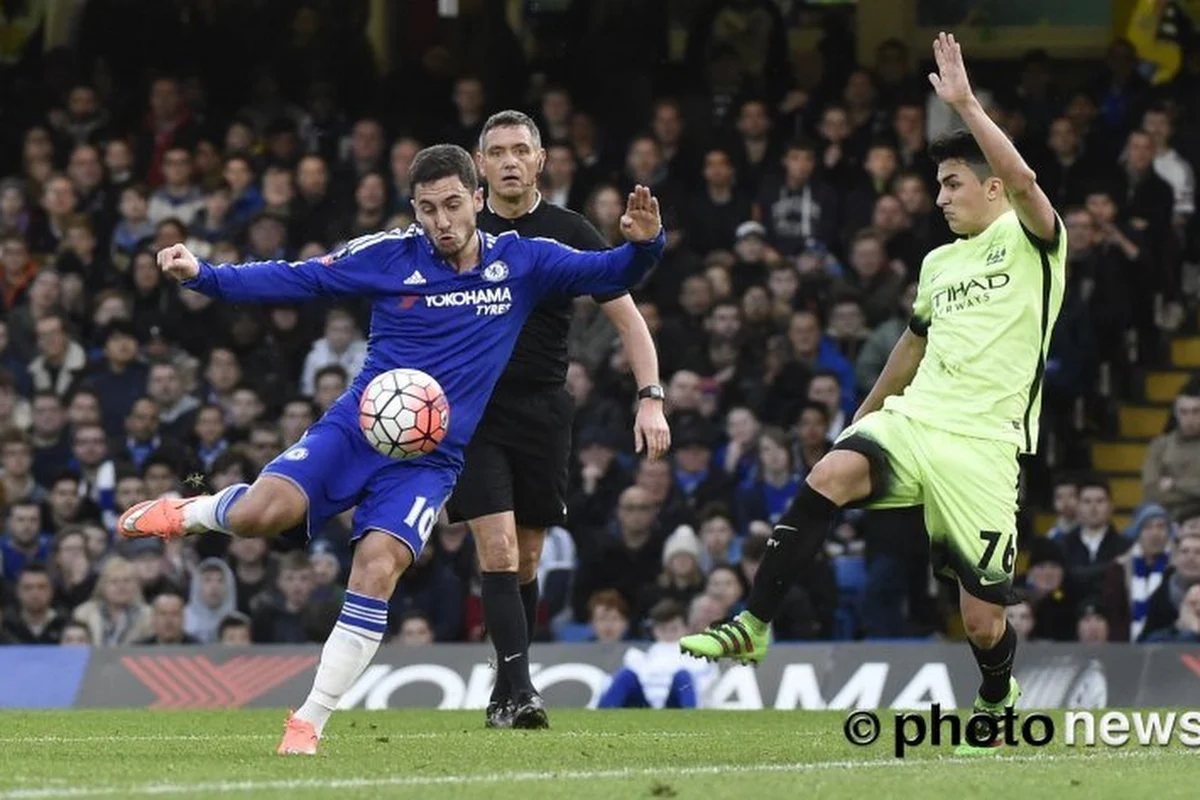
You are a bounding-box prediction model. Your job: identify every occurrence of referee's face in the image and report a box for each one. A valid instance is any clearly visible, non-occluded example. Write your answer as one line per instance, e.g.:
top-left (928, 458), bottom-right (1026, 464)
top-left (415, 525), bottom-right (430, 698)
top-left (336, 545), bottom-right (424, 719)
top-left (479, 125), bottom-right (544, 202)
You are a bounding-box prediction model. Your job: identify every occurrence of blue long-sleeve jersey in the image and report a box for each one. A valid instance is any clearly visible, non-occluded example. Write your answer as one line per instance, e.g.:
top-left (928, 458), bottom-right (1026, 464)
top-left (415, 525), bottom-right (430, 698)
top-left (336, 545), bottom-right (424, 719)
top-left (182, 225), bottom-right (665, 472)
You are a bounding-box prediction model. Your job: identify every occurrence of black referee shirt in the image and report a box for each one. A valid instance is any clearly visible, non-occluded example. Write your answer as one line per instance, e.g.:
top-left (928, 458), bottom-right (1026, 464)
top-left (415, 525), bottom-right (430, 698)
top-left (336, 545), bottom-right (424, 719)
top-left (477, 195), bottom-right (624, 388)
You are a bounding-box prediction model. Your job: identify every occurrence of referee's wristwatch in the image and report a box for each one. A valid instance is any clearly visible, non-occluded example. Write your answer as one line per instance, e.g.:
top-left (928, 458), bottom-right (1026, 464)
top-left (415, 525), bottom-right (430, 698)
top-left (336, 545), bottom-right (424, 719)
top-left (637, 384), bottom-right (665, 402)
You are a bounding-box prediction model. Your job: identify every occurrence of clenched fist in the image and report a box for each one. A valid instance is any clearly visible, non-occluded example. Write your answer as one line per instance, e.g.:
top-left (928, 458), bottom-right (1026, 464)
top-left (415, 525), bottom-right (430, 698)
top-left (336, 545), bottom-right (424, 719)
top-left (157, 243), bottom-right (201, 282)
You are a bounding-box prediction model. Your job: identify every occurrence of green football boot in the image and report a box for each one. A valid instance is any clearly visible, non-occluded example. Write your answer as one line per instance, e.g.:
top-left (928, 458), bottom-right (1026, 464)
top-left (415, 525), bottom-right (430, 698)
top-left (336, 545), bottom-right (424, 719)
top-left (954, 676), bottom-right (1021, 755)
top-left (678, 611), bottom-right (770, 665)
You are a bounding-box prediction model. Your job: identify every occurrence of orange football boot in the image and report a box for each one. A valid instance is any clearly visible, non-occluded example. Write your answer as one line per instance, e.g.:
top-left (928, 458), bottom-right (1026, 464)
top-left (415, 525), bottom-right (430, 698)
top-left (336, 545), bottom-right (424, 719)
top-left (117, 497), bottom-right (199, 540)
top-left (277, 712), bottom-right (319, 756)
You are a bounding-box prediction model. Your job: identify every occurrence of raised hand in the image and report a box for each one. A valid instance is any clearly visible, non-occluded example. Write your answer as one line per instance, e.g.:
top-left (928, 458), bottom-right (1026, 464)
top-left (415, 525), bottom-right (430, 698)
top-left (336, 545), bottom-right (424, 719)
top-left (157, 243), bottom-right (201, 282)
top-left (928, 31), bottom-right (973, 107)
top-left (620, 185), bottom-right (663, 243)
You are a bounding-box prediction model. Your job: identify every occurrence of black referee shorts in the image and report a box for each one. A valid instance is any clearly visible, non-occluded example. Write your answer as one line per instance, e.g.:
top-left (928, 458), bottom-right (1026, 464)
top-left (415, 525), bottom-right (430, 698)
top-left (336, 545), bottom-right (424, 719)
top-left (447, 384), bottom-right (574, 529)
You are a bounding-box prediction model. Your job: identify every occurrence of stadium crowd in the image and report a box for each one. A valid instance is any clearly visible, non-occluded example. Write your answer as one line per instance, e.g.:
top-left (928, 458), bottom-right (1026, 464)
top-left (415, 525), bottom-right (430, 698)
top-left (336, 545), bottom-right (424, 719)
top-left (1, 0), bottom-right (1200, 649)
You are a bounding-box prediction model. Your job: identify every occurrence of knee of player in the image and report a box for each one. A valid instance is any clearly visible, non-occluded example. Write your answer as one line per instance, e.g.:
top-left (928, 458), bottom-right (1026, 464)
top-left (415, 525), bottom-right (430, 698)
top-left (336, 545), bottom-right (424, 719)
top-left (963, 606), bottom-right (1006, 648)
top-left (474, 523), bottom-right (520, 572)
top-left (805, 451), bottom-right (871, 504)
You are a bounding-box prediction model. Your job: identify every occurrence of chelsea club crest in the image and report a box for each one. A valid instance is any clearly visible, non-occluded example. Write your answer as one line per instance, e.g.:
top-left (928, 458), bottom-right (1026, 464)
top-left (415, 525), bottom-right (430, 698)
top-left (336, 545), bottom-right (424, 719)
top-left (483, 261), bottom-right (509, 282)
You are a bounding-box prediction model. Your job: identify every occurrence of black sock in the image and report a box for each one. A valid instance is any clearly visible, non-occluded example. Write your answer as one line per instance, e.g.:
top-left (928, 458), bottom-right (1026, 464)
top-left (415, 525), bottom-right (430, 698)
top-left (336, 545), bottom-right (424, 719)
top-left (520, 578), bottom-right (540, 644)
top-left (971, 622), bottom-right (1017, 704)
top-left (481, 571), bottom-right (533, 700)
top-left (746, 483), bottom-right (838, 624)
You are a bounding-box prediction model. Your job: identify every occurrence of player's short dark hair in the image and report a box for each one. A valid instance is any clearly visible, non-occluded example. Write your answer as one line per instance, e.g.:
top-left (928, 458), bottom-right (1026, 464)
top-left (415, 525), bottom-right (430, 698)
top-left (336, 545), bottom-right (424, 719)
top-left (410, 144), bottom-right (478, 192)
top-left (478, 110), bottom-right (542, 152)
top-left (928, 130), bottom-right (993, 180)
top-left (1052, 472), bottom-right (1080, 491)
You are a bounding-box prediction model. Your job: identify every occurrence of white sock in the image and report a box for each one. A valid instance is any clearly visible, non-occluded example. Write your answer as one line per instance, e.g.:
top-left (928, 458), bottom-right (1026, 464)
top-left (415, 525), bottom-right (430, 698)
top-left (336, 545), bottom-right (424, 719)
top-left (294, 591), bottom-right (387, 736)
top-left (183, 483), bottom-right (249, 534)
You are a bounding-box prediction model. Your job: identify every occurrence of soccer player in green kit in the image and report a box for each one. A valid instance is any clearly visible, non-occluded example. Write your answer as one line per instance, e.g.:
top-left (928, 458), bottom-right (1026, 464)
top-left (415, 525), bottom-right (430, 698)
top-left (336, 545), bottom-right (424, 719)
top-left (680, 33), bottom-right (1065, 753)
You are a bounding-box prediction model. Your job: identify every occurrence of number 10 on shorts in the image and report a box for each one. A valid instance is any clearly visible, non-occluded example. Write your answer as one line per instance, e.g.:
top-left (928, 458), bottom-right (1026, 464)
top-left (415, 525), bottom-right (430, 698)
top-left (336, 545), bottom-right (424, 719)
top-left (978, 530), bottom-right (1015, 574)
top-left (405, 496), bottom-right (439, 543)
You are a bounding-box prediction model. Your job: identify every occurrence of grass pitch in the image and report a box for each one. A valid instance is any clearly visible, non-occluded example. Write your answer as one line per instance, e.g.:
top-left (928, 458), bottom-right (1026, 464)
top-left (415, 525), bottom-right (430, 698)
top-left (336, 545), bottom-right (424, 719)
top-left (0, 709), bottom-right (1196, 799)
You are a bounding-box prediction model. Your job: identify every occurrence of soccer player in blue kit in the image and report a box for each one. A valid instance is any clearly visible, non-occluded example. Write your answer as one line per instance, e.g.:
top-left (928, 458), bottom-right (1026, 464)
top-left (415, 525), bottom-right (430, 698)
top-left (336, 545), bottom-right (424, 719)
top-left (117, 144), bottom-right (666, 755)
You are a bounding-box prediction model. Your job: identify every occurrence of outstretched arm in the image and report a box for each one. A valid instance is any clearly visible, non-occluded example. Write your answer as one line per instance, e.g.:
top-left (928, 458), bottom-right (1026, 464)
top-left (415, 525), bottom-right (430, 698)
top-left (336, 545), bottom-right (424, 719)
top-left (530, 186), bottom-right (666, 298)
top-left (161, 238), bottom-right (393, 304)
top-left (929, 32), bottom-right (1057, 243)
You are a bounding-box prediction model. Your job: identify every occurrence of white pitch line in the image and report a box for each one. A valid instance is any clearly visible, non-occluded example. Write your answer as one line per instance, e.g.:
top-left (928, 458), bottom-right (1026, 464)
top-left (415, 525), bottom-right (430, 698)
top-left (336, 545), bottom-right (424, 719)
top-left (0, 730), bottom-right (823, 745)
top-left (0, 750), bottom-right (1178, 800)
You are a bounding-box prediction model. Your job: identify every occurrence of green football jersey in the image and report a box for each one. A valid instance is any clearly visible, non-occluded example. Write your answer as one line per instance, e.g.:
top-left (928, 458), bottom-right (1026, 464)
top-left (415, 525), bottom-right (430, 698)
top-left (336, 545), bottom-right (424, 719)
top-left (884, 208), bottom-right (1067, 454)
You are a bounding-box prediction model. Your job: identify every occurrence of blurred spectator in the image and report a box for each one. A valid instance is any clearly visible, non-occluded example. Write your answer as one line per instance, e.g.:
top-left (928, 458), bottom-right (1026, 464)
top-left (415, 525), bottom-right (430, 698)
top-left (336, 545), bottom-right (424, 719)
top-left (184, 558), bottom-right (237, 644)
top-left (597, 599), bottom-right (715, 709)
top-left (1020, 537), bottom-right (1076, 641)
top-left (1046, 474), bottom-right (1081, 540)
top-left (1139, 529), bottom-right (1200, 641)
top-left (251, 551), bottom-right (331, 644)
top-left (135, 592), bottom-right (199, 645)
top-left (1, 500), bottom-right (50, 582)
top-left (638, 524), bottom-right (705, 620)
top-left (755, 138), bottom-right (839, 256)
top-left (1059, 478), bottom-right (1131, 598)
top-left (670, 421), bottom-right (734, 512)
top-left (49, 525), bottom-right (96, 610)
top-left (1101, 503), bottom-right (1174, 642)
top-left (1075, 599), bottom-right (1111, 644)
top-left (2, 564), bottom-right (65, 644)
top-left (218, 612), bottom-right (253, 645)
top-left (59, 621), bottom-right (93, 646)
top-left (587, 589), bottom-right (631, 643)
top-left (704, 564), bottom-right (746, 619)
top-left (1005, 593), bottom-right (1037, 642)
top-left (29, 314), bottom-right (87, 398)
top-left (147, 148), bottom-right (204, 227)
top-left (389, 537), bottom-right (464, 643)
top-left (396, 610), bottom-right (435, 646)
top-left (1142, 584), bottom-right (1200, 643)
top-left (573, 486), bottom-right (665, 621)
top-left (1142, 385), bottom-right (1200, 519)
top-left (300, 308), bottom-right (366, 397)
top-left (72, 556), bottom-right (154, 646)
top-left (736, 426), bottom-right (800, 532)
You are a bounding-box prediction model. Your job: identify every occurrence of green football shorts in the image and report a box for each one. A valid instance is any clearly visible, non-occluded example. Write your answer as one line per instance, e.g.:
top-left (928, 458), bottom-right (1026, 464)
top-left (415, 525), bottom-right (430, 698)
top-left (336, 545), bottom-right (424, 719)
top-left (834, 408), bottom-right (1021, 606)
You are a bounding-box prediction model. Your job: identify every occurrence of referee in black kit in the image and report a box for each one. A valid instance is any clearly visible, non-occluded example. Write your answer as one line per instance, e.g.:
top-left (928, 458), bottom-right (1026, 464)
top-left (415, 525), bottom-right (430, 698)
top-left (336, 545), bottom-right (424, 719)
top-left (446, 110), bottom-right (671, 729)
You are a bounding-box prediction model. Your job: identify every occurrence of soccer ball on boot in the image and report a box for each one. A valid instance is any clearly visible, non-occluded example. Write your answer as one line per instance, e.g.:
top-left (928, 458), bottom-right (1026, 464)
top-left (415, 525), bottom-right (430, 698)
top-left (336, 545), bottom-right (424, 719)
top-left (358, 368), bottom-right (450, 459)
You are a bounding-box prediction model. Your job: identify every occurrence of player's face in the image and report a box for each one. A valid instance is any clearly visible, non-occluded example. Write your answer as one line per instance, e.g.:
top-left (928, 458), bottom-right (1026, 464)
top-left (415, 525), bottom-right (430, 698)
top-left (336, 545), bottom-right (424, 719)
top-left (478, 125), bottom-right (544, 202)
top-left (935, 159), bottom-right (1000, 236)
top-left (413, 177), bottom-right (483, 257)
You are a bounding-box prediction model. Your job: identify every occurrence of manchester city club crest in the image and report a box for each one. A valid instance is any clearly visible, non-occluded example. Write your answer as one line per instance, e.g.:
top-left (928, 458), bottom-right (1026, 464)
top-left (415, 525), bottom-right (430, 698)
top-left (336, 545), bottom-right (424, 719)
top-left (483, 261), bottom-right (509, 282)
